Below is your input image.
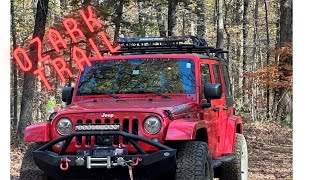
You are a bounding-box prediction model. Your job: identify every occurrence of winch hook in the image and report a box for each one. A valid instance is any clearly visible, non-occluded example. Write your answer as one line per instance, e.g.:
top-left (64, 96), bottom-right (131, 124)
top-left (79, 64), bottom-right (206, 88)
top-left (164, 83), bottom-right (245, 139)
top-left (60, 157), bottom-right (71, 171)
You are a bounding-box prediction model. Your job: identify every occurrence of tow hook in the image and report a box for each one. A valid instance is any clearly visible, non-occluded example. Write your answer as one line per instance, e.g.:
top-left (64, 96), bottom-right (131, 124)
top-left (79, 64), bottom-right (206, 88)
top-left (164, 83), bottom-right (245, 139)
top-left (60, 157), bottom-right (71, 171)
top-left (130, 157), bottom-right (142, 166)
top-left (128, 157), bottom-right (142, 180)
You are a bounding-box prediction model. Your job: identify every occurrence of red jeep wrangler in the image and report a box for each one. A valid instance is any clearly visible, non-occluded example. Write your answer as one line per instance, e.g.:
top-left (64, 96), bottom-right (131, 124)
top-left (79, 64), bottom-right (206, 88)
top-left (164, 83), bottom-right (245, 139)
top-left (20, 36), bottom-right (248, 180)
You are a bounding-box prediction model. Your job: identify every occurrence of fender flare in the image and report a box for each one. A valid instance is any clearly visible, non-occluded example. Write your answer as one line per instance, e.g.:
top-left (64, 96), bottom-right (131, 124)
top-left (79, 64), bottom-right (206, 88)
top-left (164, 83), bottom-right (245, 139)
top-left (234, 116), bottom-right (244, 134)
top-left (165, 119), bottom-right (206, 140)
top-left (24, 122), bottom-right (51, 142)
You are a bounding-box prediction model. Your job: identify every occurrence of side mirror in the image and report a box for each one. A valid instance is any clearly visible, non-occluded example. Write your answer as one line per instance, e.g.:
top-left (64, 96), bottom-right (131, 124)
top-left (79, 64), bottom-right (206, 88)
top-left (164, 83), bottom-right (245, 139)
top-left (62, 87), bottom-right (74, 105)
top-left (204, 83), bottom-right (222, 100)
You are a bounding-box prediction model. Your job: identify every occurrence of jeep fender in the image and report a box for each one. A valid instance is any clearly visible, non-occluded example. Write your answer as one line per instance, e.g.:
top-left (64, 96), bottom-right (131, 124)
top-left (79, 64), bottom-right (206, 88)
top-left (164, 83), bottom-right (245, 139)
top-left (165, 119), bottom-right (206, 140)
top-left (24, 122), bottom-right (51, 142)
top-left (228, 115), bottom-right (243, 134)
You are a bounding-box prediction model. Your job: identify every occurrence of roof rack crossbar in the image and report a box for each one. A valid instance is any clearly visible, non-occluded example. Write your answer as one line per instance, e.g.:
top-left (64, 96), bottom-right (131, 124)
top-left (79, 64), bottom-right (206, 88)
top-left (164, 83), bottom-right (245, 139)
top-left (99, 36), bottom-right (228, 57)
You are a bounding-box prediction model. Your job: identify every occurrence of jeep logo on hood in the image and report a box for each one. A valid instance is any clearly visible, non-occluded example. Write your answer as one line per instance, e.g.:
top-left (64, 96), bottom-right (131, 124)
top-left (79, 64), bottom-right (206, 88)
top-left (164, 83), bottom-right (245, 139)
top-left (101, 113), bottom-right (114, 118)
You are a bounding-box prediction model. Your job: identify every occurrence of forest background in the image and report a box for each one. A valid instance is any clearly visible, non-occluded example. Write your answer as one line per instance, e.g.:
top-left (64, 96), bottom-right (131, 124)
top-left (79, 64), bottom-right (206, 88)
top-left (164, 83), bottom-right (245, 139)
top-left (6, 0), bottom-right (320, 179)
top-left (7, 0), bottom-right (296, 179)
top-left (10, 0), bottom-right (292, 140)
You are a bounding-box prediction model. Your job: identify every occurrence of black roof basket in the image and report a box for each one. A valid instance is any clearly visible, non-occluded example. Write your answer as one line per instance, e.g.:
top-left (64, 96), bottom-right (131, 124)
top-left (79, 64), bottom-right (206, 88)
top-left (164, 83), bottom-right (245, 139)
top-left (100, 36), bottom-right (228, 58)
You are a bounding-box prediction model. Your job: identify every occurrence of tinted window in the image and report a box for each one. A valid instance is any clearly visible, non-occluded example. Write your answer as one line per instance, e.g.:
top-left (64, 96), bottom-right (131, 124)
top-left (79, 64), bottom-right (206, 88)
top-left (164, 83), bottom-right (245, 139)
top-left (77, 58), bottom-right (196, 94)
top-left (212, 64), bottom-right (221, 84)
top-left (222, 65), bottom-right (232, 97)
top-left (200, 64), bottom-right (211, 98)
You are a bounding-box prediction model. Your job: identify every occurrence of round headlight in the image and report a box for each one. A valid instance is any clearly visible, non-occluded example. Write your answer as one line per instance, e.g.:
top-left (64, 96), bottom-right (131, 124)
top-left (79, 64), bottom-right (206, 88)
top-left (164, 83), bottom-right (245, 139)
top-left (144, 116), bottom-right (161, 134)
top-left (56, 118), bottom-right (72, 135)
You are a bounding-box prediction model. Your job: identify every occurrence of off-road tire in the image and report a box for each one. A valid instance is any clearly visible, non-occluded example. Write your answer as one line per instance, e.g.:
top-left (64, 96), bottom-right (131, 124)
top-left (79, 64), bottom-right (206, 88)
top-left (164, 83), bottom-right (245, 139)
top-left (19, 143), bottom-right (48, 180)
top-left (219, 133), bottom-right (248, 180)
top-left (175, 141), bottom-right (214, 180)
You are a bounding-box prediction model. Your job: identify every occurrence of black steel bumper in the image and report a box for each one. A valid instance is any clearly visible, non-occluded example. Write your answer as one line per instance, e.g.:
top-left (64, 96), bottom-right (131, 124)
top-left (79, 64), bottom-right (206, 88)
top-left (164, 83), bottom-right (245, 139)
top-left (33, 131), bottom-right (177, 180)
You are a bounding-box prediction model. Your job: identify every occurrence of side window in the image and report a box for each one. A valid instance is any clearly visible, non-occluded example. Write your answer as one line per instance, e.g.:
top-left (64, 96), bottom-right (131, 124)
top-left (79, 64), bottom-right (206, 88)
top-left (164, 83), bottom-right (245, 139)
top-left (222, 65), bottom-right (232, 97)
top-left (212, 64), bottom-right (221, 84)
top-left (200, 64), bottom-right (211, 98)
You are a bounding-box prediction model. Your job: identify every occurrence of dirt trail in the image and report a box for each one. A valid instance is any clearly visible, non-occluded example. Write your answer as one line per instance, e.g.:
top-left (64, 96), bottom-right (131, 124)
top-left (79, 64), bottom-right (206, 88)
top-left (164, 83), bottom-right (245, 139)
top-left (10, 123), bottom-right (292, 179)
top-left (246, 123), bottom-right (292, 179)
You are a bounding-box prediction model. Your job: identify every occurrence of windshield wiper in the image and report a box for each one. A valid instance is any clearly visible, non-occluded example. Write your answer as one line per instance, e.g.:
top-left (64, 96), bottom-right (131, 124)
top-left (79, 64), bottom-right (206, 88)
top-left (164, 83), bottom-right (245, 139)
top-left (78, 91), bottom-right (120, 99)
top-left (130, 90), bottom-right (170, 99)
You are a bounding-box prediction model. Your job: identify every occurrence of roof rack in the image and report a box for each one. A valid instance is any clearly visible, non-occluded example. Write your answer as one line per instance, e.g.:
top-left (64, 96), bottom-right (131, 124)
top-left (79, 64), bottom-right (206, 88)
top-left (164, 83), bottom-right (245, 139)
top-left (100, 36), bottom-right (228, 58)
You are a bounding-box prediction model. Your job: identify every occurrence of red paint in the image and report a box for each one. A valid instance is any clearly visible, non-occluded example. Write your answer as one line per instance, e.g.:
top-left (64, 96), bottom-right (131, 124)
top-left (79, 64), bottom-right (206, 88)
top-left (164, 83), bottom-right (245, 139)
top-left (29, 37), bottom-right (50, 62)
top-left (13, 47), bottom-right (33, 72)
top-left (47, 28), bottom-right (67, 53)
top-left (24, 122), bottom-right (51, 142)
top-left (63, 18), bottom-right (85, 42)
top-left (51, 57), bottom-right (73, 82)
top-left (165, 119), bottom-right (206, 140)
top-left (33, 66), bottom-right (52, 90)
top-left (79, 5), bottom-right (102, 32)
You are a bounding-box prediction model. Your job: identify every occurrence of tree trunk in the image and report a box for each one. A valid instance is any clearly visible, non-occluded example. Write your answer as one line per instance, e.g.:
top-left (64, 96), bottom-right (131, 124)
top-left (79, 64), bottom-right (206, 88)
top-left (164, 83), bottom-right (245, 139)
top-left (276, 0), bottom-right (292, 124)
top-left (196, 0), bottom-right (205, 37)
top-left (242, 0), bottom-right (249, 103)
top-left (155, 2), bottom-right (166, 37)
top-left (223, 0), bottom-right (230, 59)
top-left (279, 0), bottom-right (292, 47)
top-left (11, 0), bottom-right (18, 129)
top-left (168, 0), bottom-right (178, 36)
top-left (216, 0), bottom-right (224, 48)
top-left (114, 0), bottom-right (125, 40)
top-left (251, 0), bottom-right (259, 121)
top-left (138, 1), bottom-right (147, 36)
top-left (252, 0), bottom-right (259, 69)
top-left (264, 0), bottom-right (271, 120)
top-left (17, 0), bottom-right (49, 141)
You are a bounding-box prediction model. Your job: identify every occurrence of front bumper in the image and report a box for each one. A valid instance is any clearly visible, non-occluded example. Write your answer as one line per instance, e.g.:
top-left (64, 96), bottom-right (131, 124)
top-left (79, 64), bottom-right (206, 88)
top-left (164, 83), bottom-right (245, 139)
top-left (33, 131), bottom-right (176, 180)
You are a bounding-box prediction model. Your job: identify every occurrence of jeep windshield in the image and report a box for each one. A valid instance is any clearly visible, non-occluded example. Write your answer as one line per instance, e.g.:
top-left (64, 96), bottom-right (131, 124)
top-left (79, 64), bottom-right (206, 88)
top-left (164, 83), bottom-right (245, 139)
top-left (77, 58), bottom-right (196, 96)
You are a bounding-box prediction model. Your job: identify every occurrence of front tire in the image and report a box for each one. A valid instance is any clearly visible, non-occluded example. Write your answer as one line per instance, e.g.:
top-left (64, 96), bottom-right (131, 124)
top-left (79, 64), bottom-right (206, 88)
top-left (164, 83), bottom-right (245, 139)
top-left (19, 143), bottom-right (48, 180)
top-left (220, 133), bottom-right (248, 180)
top-left (175, 141), bottom-right (214, 180)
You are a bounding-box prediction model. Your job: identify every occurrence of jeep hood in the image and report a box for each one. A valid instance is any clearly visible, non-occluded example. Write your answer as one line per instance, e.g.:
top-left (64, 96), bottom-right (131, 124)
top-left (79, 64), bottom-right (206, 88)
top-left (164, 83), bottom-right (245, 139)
top-left (59, 98), bottom-right (197, 115)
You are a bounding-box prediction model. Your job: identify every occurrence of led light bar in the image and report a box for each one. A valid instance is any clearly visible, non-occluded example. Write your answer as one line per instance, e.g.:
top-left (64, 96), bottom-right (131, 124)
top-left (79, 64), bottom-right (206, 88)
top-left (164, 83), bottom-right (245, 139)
top-left (75, 124), bottom-right (121, 131)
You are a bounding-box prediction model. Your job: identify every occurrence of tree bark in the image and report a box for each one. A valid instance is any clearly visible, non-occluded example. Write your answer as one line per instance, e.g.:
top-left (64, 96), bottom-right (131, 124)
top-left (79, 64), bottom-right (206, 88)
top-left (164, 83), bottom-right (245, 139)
top-left (114, 0), bottom-right (125, 40)
top-left (17, 0), bottom-right (49, 141)
top-left (11, 0), bottom-right (18, 129)
top-left (155, 2), bottom-right (166, 37)
top-left (168, 0), bottom-right (178, 36)
top-left (276, 0), bottom-right (292, 124)
top-left (242, 0), bottom-right (249, 103)
top-left (264, 0), bottom-right (271, 119)
top-left (251, 0), bottom-right (259, 121)
top-left (252, 0), bottom-right (259, 69)
top-left (216, 0), bottom-right (224, 48)
top-left (279, 0), bottom-right (292, 47)
top-left (196, 0), bottom-right (205, 37)
top-left (223, 0), bottom-right (231, 59)
top-left (138, 1), bottom-right (147, 36)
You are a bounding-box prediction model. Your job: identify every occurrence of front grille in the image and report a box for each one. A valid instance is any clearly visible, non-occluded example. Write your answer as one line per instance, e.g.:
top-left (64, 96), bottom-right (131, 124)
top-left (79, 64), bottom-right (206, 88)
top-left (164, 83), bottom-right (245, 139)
top-left (75, 118), bottom-right (139, 146)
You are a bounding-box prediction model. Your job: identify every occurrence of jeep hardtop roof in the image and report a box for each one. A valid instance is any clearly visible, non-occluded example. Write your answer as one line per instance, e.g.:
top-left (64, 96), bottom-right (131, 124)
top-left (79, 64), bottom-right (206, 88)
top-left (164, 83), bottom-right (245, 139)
top-left (100, 36), bottom-right (229, 62)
